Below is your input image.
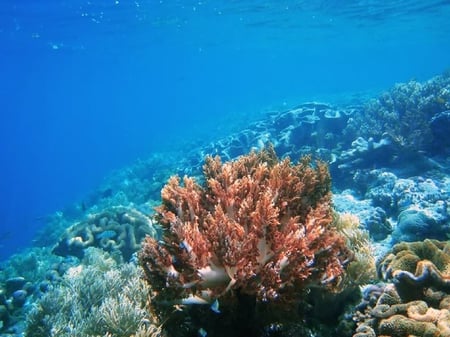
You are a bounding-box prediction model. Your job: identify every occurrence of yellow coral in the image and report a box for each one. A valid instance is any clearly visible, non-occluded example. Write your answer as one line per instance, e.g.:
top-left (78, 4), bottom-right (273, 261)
top-left (378, 314), bottom-right (439, 337)
top-left (334, 213), bottom-right (376, 287)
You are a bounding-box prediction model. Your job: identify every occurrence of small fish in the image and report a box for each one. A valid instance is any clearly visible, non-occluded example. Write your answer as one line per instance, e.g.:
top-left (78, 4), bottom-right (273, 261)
top-left (210, 299), bottom-right (220, 314)
top-left (179, 240), bottom-right (193, 253)
top-left (180, 295), bottom-right (210, 305)
top-left (198, 328), bottom-right (207, 337)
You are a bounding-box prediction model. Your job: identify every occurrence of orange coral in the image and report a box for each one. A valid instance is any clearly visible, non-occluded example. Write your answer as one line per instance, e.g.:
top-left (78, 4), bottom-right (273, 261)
top-left (140, 146), bottom-right (352, 305)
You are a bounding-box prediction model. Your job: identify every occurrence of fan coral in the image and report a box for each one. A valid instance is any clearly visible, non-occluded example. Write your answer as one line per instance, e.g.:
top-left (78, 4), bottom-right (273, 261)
top-left (140, 146), bottom-right (353, 307)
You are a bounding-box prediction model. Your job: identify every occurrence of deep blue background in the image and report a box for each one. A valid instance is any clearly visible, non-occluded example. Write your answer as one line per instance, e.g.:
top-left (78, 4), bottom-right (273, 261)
top-left (1, 1), bottom-right (450, 261)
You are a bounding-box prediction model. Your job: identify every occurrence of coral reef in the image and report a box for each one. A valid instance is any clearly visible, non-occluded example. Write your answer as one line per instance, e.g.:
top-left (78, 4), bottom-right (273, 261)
top-left (353, 239), bottom-right (450, 337)
top-left (334, 213), bottom-right (376, 287)
top-left (354, 284), bottom-right (450, 337)
top-left (174, 74), bottom-right (450, 185)
top-left (83, 153), bottom-right (176, 210)
top-left (333, 191), bottom-right (393, 243)
top-left (0, 247), bottom-right (63, 333)
top-left (53, 206), bottom-right (157, 261)
top-left (25, 248), bottom-right (162, 337)
top-left (336, 135), bottom-right (399, 174)
top-left (430, 110), bottom-right (450, 151)
top-left (341, 168), bottom-right (449, 244)
top-left (394, 209), bottom-right (440, 243)
top-left (184, 102), bottom-right (359, 172)
top-left (378, 239), bottom-right (450, 300)
top-left (344, 74), bottom-right (450, 154)
top-left (2, 71), bottom-right (450, 337)
top-left (140, 146), bottom-right (372, 336)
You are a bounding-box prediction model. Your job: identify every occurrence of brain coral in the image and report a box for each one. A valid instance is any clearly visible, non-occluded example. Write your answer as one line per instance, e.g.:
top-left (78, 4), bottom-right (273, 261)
top-left (53, 206), bottom-right (156, 261)
top-left (378, 239), bottom-right (450, 301)
top-left (353, 240), bottom-right (450, 337)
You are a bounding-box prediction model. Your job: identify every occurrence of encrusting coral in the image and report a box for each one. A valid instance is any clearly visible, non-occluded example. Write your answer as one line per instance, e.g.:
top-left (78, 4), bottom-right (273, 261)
top-left (139, 146), bottom-right (371, 336)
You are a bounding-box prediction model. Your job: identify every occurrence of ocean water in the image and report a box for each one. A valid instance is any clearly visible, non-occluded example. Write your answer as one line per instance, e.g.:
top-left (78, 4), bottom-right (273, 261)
top-left (1, 2), bottom-right (450, 336)
top-left (0, 1), bottom-right (449, 262)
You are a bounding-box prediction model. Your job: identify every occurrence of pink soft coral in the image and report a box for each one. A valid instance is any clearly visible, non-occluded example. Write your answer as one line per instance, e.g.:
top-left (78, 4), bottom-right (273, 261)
top-left (140, 146), bottom-right (352, 305)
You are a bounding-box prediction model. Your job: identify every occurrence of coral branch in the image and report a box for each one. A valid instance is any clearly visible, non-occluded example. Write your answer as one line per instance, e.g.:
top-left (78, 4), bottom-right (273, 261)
top-left (140, 146), bottom-right (353, 305)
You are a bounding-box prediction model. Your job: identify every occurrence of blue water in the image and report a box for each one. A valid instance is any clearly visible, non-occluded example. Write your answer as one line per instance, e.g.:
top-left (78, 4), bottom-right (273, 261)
top-left (1, 0), bottom-right (450, 261)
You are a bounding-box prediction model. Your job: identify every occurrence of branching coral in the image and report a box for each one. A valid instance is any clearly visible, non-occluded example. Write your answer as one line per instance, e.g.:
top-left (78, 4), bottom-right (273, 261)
top-left (343, 74), bottom-right (450, 153)
top-left (25, 248), bottom-right (161, 337)
top-left (140, 146), bottom-right (354, 308)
